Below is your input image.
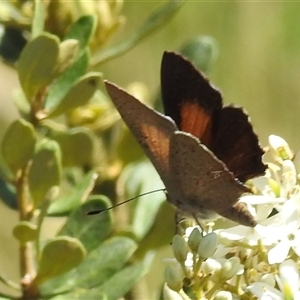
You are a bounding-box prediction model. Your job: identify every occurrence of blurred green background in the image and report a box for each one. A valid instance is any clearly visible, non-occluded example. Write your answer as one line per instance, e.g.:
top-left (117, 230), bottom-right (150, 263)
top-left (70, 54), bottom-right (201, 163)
top-left (1, 1), bottom-right (300, 298)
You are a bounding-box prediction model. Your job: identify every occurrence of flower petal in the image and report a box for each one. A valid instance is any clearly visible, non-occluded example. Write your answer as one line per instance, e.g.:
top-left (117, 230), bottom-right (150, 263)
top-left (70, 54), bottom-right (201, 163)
top-left (277, 259), bottom-right (300, 296)
top-left (248, 282), bottom-right (283, 300)
top-left (268, 240), bottom-right (290, 264)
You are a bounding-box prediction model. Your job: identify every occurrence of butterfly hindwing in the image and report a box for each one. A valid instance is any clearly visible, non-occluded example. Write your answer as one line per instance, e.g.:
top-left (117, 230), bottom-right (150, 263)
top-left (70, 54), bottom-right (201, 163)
top-left (168, 132), bottom-right (249, 214)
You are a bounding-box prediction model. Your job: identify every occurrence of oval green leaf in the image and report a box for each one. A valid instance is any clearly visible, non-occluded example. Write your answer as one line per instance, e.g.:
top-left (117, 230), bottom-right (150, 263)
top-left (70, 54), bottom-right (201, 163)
top-left (1, 119), bottom-right (36, 176)
top-left (49, 128), bottom-right (95, 167)
top-left (47, 170), bottom-right (98, 216)
top-left (44, 50), bottom-right (89, 111)
top-left (40, 237), bottom-right (137, 295)
top-left (28, 139), bottom-right (62, 208)
top-left (119, 160), bottom-right (166, 239)
top-left (58, 196), bottom-right (113, 252)
top-left (54, 39), bottom-right (79, 76)
top-left (75, 237), bottom-right (138, 288)
top-left (18, 33), bottom-right (60, 101)
top-left (13, 221), bottom-right (38, 243)
top-left (36, 236), bottom-right (86, 284)
top-left (65, 15), bottom-right (96, 53)
top-left (56, 262), bottom-right (148, 300)
top-left (46, 72), bottom-right (101, 118)
top-left (95, 262), bottom-right (147, 300)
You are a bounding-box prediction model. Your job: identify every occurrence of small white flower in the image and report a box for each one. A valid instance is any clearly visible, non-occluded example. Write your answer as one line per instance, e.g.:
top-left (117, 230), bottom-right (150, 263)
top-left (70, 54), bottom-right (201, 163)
top-left (219, 194), bottom-right (286, 247)
top-left (268, 135), bottom-right (293, 162)
top-left (220, 257), bottom-right (241, 280)
top-left (264, 200), bottom-right (300, 264)
top-left (248, 281), bottom-right (283, 300)
top-left (276, 259), bottom-right (300, 299)
top-left (248, 260), bottom-right (300, 299)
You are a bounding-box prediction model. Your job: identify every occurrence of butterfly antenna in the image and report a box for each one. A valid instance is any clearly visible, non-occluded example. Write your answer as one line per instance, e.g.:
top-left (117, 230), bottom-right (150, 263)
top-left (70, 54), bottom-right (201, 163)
top-left (87, 188), bottom-right (166, 215)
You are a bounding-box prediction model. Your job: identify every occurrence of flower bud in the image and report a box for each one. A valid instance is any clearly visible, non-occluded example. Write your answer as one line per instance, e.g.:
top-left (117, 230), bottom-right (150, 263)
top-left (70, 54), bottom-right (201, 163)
top-left (214, 291), bottom-right (233, 300)
top-left (180, 35), bottom-right (219, 74)
top-left (221, 257), bottom-right (241, 280)
top-left (198, 232), bottom-right (218, 259)
top-left (187, 227), bottom-right (202, 252)
top-left (172, 235), bottom-right (189, 263)
top-left (164, 265), bottom-right (183, 292)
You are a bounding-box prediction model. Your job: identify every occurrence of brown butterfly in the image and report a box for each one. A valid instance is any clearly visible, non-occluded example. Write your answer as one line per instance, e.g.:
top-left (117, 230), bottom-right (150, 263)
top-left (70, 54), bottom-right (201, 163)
top-left (105, 51), bottom-right (266, 227)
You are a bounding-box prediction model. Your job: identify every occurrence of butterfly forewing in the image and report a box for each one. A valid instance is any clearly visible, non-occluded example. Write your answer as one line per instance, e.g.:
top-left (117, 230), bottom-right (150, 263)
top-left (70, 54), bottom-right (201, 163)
top-left (168, 132), bottom-right (249, 215)
top-left (161, 51), bottom-right (222, 147)
top-left (105, 81), bottom-right (177, 189)
top-left (161, 51), bottom-right (266, 182)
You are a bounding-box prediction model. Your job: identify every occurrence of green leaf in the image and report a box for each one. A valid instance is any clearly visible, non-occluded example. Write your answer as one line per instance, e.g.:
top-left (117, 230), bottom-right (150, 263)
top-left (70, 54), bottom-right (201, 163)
top-left (58, 197), bottom-right (113, 252)
top-left (0, 295), bottom-right (18, 300)
top-left (64, 15), bottom-right (96, 53)
top-left (120, 160), bottom-right (166, 239)
top-left (49, 127), bottom-right (96, 167)
top-left (91, 1), bottom-right (184, 66)
top-left (1, 119), bottom-right (36, 176)
top-left (94, 262), bottom-right (148, 300)
top-left (180, 35), bottom-right (219, 74)
top-left (31, 0), bottom-right (45, 38)
top-left (74, 237), bottom-right (138, 288)
top-left (13, 221), bottom-right (38, 243)
top-left (54, 39), bottom-right (79, 76)
top-left (0, 178), bottom-right (17, 209)
top-left (13, 89), bottom-right (31, 117)
top-left (45, 50), bottom-right (89, 110)
top-left (41, 237), bottom-right (138, 296)
top-left (54, 262), bottom-right (148, 300)
top-left (47, 170), bottom-right (98, 216)
top-left (28, 139), bottom-right (62, 208)
top-left (18, 33), bottom-right (59, 101)
top-left (135, 201), bottom-right (176, 259)
top-left (46, 72), bottom-right (101, 118)
top-left (36, 236), bottom-right (86, 284)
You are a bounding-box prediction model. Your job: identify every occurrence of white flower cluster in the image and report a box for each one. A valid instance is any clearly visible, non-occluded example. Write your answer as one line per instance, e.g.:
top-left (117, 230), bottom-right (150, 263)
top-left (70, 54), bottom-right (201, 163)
top-left (164, 135), bottom-right (300, 300)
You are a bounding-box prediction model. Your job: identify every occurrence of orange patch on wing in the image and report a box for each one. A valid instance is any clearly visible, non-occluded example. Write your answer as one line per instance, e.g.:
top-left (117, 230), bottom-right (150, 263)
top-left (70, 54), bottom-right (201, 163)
top-left (180, 101), bottom-right (212, 146)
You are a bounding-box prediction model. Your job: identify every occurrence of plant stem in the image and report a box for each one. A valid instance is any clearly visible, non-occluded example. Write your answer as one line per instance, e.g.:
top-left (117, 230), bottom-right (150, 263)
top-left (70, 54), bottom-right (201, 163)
top-left (16, 165), bottom-right (38, 299)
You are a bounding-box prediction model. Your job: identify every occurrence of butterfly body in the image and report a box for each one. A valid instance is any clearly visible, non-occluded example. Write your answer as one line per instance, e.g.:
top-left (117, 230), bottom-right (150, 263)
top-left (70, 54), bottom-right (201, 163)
top-left (105, 51), bottom-right (266, 227)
